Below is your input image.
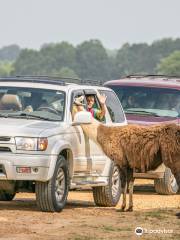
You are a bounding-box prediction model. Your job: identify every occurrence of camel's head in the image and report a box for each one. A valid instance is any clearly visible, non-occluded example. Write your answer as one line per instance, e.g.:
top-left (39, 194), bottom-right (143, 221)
top-left (73, 95), bottom-right (85, 106)
top-left (71, 95), bottom-right (86, 120)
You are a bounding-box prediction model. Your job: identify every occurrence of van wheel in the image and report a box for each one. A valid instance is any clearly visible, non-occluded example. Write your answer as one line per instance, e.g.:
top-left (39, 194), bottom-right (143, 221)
top-left (154, 168), bottom-right (178, 195)
top-left (36, 155), bottom-right (69, 212)
top-left (92, 163), bottom-right (121, 207)
top-left (0, 191), bottom-right (15, 201)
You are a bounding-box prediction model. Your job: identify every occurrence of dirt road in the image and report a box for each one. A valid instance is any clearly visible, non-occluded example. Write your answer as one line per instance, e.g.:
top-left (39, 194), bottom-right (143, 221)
top-left (0, 180), bottom-right (179, 240)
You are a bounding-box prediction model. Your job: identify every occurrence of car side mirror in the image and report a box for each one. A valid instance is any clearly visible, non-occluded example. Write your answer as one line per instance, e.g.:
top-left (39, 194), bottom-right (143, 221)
top-left (72, 111), bottom-right (92, 125)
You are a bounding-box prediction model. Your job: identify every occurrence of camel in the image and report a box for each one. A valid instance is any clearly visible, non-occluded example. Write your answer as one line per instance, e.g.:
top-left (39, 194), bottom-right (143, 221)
top-left (73, 109), bottom-right (180, 211)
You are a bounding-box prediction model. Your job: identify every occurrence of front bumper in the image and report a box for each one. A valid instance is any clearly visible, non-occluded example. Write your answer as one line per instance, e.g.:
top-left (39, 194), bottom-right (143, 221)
top-left (0, 153), bottom-right (57, 181)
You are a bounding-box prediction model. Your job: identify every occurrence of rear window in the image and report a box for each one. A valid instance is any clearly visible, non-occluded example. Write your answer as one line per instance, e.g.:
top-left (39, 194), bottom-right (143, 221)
top-left (109, 86), bottom-right (180, 118)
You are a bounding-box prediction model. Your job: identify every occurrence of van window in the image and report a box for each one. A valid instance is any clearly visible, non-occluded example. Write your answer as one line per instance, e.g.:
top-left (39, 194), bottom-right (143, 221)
top-left (99, 90), bottom-right (125, 123)
top-left (110, 86), bottom-right (180, 118)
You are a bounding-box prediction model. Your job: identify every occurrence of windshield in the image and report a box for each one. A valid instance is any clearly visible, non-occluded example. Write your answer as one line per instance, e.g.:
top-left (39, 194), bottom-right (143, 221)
top-left (110, 86), bottom-right (180, 118)
top-left (0, 87), bottom-right (65, 121)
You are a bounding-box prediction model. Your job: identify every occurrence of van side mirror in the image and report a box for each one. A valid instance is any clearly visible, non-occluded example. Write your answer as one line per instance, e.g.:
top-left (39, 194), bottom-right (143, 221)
top-left (72, 111), bottom-right (92, 125)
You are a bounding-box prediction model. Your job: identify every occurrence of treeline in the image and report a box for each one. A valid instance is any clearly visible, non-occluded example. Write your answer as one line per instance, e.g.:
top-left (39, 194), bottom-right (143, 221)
top-left (1, 38), bottom-right (180, 82)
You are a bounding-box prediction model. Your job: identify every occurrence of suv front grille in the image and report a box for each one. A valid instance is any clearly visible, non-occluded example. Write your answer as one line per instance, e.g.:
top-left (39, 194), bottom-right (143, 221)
top-left (0, 147), bottom-right (11, 152)
top-left (0, 137), bottom-right (11, 142)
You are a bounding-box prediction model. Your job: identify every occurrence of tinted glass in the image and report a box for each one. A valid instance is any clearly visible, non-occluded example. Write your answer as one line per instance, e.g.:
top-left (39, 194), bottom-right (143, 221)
top-left (99, 90), bottom-right (125, 123)
top-left (0, 87), bottom-right (65, 121)
top-left (109, 86), bottom-right (180, 118)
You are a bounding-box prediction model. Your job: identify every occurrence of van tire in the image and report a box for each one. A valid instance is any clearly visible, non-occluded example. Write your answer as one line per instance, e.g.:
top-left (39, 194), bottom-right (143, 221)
top-left (154, 168), bottom-right (178, 195)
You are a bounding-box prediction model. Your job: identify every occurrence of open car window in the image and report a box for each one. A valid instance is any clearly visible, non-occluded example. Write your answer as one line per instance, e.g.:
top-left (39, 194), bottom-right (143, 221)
top-left (84, 90), bottom-right (106, 123)
top-left (99, 90), bottom-right (125, 123)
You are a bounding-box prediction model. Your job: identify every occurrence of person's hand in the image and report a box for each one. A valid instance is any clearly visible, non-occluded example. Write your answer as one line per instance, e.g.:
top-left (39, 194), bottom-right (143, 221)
top-left (97, 92), bottom-right (107, 105)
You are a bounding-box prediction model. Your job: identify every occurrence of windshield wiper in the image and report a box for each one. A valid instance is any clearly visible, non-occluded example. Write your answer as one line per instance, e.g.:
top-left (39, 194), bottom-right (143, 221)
top-left (17, 112), bottom-right (52, 120)
top-left (0, 113), bottom-right (9, 118)
top-left (125, 109), bottom-right (160, 117)
top-left (3, 112), bottom-right (53, 121)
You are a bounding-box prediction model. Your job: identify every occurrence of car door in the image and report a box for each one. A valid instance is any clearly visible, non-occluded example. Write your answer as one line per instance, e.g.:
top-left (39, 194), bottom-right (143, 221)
top-left (69, 90), bottom-right (90, 174)
top-left (88, 89), bottom-right (127, 175)
top-left (81, 89), bottom-right (106, 175)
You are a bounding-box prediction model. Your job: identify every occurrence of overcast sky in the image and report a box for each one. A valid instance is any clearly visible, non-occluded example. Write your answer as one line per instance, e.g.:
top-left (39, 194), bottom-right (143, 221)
top-left (0, 0), bottom-right (180, 49)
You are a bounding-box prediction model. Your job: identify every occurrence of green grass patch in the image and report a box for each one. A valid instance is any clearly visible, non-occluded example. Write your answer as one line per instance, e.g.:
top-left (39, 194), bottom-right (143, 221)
top-left (140, 209), bottom-right (173, 220)
top-left (101, 225), bottom-right (131, 232)
top-left (73, 235), bottom-right (96, 240)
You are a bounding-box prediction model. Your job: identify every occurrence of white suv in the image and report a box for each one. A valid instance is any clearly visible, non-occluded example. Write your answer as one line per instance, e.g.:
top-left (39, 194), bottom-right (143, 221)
top-left (0, 76), bottom-right (127, 212)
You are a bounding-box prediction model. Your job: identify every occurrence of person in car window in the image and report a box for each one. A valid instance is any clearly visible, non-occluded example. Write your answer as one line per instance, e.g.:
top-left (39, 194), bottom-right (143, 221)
top-left (86, 92), bottom-right (107, 121)
top-left (171, 95), bottom-right (180, 114)
top-left (126, 95), bottom-right (140, 108)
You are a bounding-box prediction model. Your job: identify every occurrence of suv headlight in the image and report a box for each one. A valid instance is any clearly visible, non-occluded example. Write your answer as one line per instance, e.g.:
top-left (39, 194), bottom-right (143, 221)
top-left (15, 137), bottom-right (48, 151)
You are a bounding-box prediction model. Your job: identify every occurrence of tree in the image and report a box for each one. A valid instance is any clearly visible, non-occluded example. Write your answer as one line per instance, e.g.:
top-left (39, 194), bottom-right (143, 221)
top-left (39, 42), bottom-right (77, 73)
top-left (114, 43), bottom-right (150, 78)
top-left (12, 49), bottom-right (40, 75)
top-left (0, 61), bottom-right (14, 76)
top-left (13, 42), bottom-right (77, 76)
top-left (157, 51), bottom-right (180, 75)
top-left (12, 38), bottom-right (180, 80)
top-left (0, 45), bottom-right (21, 61)
top-left (76, 40), bottom-right (110, 81)
top-left (114, 38), bottom-right (180, 79)
top-left (149, 38), bottom-right (180, 73)
top-left (52, 67), bottom-right (79, 82)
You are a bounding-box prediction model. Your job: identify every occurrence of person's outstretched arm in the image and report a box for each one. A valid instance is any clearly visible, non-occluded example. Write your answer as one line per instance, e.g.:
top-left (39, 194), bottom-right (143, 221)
top-left (96, 92), bottom-right (107, 120)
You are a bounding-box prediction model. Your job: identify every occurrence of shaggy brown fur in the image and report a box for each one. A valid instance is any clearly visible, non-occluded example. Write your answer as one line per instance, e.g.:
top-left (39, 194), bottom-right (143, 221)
top-left (79, 118), bottom-right (180, 211)
top-left (97, 123), bottom-right (180, 179)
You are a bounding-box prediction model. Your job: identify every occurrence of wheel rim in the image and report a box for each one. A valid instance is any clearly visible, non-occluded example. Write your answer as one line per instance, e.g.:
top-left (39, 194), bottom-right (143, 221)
top-left (111, 165), bottom-right (120, 198)
top-left (55, 168), bottom-right (65, 202)
top-left (170, 174), bottom-right (176, 186)
top-left (170, 174), bottom-right (178, 191)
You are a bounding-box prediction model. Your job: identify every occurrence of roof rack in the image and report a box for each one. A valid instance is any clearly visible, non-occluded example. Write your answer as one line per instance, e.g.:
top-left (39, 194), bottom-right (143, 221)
top-left (80, 79), bottom-right (103, 86)
top-left (15, 75), bottom-right (81, 81)
top-left (0, 75), bottom-right (103, 86)
top-left (0, 75), bottom-right (82, 86)
top-left (16, 75), bottom-right (83, 85)
top-left (125, 74), bottom-right (180, 79)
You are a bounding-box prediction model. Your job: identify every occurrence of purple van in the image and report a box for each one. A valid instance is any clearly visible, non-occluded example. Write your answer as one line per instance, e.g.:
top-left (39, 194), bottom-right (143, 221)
top-left (104, 75), bottom-right (179, 194)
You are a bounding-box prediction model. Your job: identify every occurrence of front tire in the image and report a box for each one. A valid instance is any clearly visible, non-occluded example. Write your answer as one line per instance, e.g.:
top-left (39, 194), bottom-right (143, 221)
top-left (35, 155), bottom-right (69, 212)
top-left (92, 163), bottom-right (121, 207)
top-left (154, 167), bottom-right (178, 195)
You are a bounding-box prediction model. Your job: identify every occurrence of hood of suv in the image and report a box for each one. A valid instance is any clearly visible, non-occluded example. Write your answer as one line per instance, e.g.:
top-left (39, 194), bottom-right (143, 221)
top-left (127, 114), bottom-right (179, 125)
top-left (0, 118), bottom-right (61, 137)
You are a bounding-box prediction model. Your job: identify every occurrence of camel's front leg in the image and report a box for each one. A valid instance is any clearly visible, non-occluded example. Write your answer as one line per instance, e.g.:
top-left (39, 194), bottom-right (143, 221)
top-left (127, 179), bottom-right (134, 211)
top-left (121, 181), bottom-right (127, 211)
top-left (127, 169), bottom-right (134, 212)
top-left (119, 168), bottom-right (127, 211)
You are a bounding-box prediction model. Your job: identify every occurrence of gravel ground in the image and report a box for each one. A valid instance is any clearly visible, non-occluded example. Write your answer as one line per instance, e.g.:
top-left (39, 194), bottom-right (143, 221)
top-left (0, 180), bottom-right (179, 240)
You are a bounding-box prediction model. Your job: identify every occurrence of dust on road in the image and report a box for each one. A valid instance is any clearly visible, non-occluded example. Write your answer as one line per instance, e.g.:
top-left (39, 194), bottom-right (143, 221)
top-left (0, 180), bottom-right (179, 240)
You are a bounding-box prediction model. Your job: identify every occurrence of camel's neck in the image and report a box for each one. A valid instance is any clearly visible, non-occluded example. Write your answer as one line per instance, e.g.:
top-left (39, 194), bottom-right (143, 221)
top-left (80, 118), bottom-right (101, 144)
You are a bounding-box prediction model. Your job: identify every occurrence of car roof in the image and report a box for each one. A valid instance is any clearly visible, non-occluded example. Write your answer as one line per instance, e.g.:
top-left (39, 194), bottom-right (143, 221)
top-left (0, 76), bottom-right (111, 92)
top-left (0, 76), bottom-right (82, 86)
top-left (104, 75), bottom-right (180, 90)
